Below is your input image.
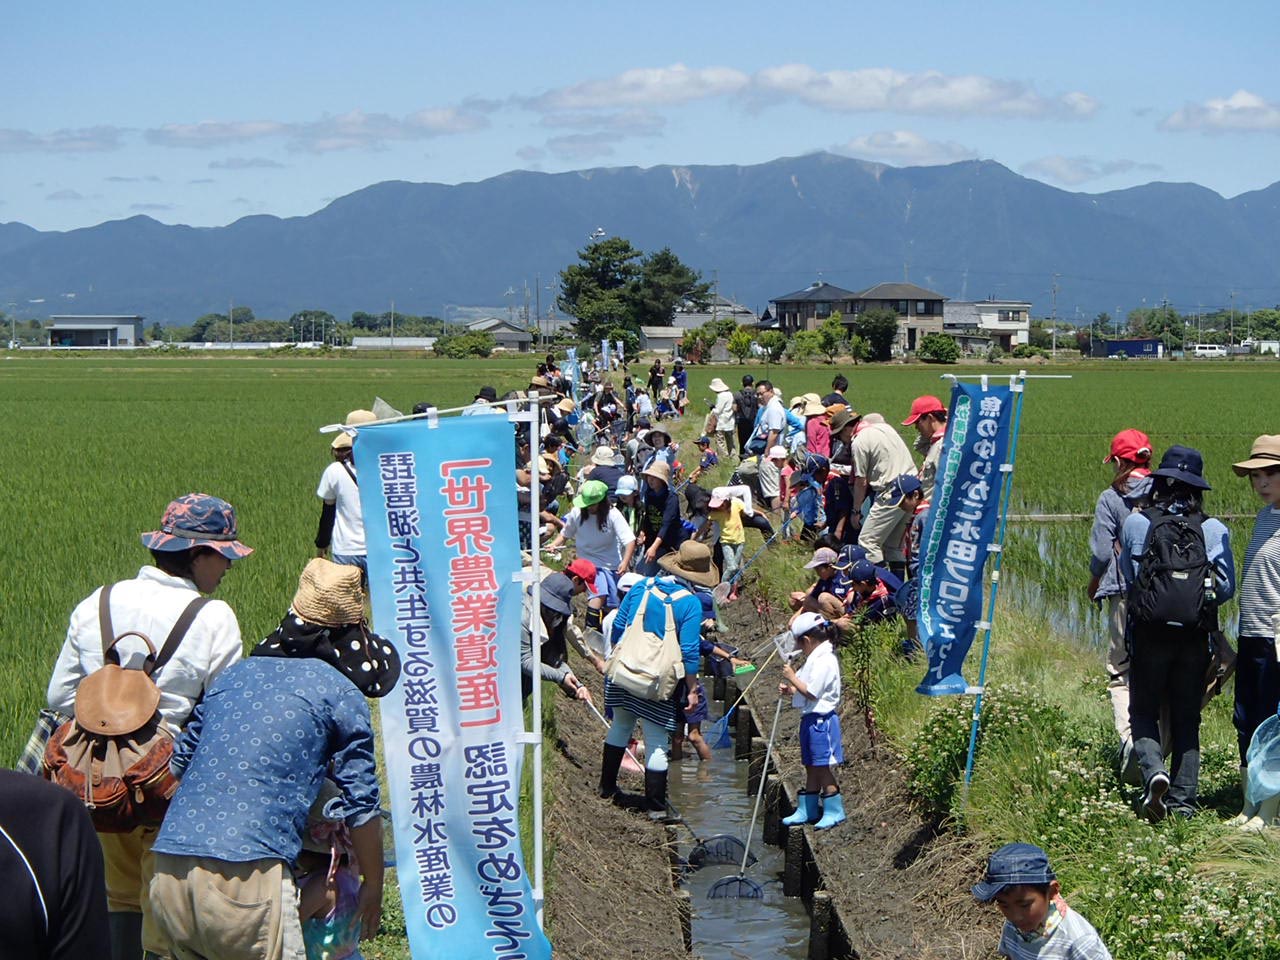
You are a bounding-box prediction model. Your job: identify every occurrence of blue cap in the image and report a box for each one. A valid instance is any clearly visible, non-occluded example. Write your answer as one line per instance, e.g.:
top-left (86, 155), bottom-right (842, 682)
top-left (971, 843), bottom-right (1056, 902)
top-left (882, 474), bottom-right (923, 506)
top-left (848, 559), bottom-right (877, 583)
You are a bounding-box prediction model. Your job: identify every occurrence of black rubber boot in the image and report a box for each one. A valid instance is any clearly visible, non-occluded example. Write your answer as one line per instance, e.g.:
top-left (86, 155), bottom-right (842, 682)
top-left (599, 743), bottom-right (625, 799)
top-left (109, 911), bottom-right (144, 960)
top-left (644, 768), bottom-right (679, 822)
top-left (585, 604), bottom-right (604, 632)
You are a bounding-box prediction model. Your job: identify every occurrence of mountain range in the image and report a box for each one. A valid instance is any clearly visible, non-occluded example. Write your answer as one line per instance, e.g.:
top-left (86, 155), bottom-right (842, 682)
top-left (3, 152), bottom-right (1278, 325)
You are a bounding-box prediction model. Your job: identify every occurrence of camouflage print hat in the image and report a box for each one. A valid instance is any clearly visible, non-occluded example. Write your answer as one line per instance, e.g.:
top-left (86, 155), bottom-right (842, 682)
top-left (140, 493), bottom-right (253, 560)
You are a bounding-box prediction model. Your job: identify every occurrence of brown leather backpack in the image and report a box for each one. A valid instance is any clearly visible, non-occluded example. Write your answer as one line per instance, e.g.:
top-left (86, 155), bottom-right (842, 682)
top-left (44, 584), bottom-right (209, 832)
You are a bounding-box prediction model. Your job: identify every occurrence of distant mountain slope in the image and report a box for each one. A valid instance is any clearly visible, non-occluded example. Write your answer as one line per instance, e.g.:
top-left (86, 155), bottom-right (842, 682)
top-left (1, 153), bottom-right (1276, 323)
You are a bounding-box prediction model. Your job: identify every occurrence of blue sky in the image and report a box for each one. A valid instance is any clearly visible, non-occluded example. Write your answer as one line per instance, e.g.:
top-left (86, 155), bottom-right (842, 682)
top-left (6, 1), bottom-right (1279, 232)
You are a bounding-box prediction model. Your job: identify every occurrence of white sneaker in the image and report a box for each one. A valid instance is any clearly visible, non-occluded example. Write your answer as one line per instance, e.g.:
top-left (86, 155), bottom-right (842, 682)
top-left (1142, 772), bottom-right (1170, 822)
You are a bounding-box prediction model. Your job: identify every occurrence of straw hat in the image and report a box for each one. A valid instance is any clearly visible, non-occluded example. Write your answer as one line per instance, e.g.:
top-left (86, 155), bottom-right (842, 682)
top-left (709, 377), bottom-right (730, 393)
top-left (657, 540), bottom-right (720, 588)
top-left (591, 446), bottom-right (617, 467)
top-left (529, 375), bottom-right (550, 389)
top-left (1233, 435), bottom-right (1280, 476)
top-left (556, 397), bottom-right (576, 414)
top-left (331, 409), bottom-right (378, 450)
top-left (802, 395), bottom-right (826, 417)
top-left (642, 460), bottom-right (672, 485)
top-left (292, 558), bottom-right (364, 627)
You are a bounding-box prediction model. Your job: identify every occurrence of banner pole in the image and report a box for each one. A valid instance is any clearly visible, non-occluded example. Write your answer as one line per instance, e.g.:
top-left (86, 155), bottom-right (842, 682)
top-left (961, 370), bottom-right (1029, 793)
top-left (524, 399), bottom-right (546, 925)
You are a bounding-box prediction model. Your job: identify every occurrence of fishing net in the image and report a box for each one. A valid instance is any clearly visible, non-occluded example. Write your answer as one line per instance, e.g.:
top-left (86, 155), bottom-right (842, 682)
top-left (687, 833), bottom-right (753, 868)
top-left (706, 873), bottom-right (764, 899)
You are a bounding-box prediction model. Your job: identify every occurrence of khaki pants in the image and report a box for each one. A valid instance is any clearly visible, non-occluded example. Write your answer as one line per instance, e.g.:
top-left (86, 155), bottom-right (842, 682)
top-left (1106, 595), bottom-right (1133, 743)
top-left (150, 854), bottom-right (305, 960)
top-left (101, 826), bottom-right (165, 954)
top-left (858, 500), bottom-right (910, 564)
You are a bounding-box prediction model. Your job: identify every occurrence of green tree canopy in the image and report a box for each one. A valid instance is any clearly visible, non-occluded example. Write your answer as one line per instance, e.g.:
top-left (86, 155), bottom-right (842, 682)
top-left (434, 331), bottom-right (495, 358)
top-left (917, 332), bottom-right (960, 364)
top-left (630, 246), bottom-right (712, 330)
top-left (853, 308), bottom-right (899, 361)
top-left (757, 330), bottom-right (787, 364)
top-left (557, 236), bottom-right (643, 343)
top-left (788, 330), bottom-right (822, 362)
top-left (816, 313), bottom-right (848, 363)
top-left (727, 327), bottom-right (754, 364)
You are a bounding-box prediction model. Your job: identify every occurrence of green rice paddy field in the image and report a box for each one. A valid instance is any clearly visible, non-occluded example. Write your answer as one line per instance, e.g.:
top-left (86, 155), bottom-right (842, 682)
top-left (1, 352), bottom-right (1274, 765)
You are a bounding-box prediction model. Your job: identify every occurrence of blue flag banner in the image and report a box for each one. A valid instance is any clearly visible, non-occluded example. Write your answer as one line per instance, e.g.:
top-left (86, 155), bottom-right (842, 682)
top-left (916, 382), bottom-right (1016, 696)
top-left (600, 338), bottom-right (610, 370)
top-left (564, 346), bottom-right (582, 407)
top-left (354, 415), bottom-right (551, 960)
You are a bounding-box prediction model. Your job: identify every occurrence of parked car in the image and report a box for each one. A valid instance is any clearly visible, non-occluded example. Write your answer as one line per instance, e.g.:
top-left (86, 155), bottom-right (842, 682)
top-left (1193, 344), bottom-right (1228, 358)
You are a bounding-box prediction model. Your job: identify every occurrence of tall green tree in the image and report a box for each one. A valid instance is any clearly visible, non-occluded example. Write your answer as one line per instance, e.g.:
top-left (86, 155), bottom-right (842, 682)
top-left (788, 330), bottom-right (822, 362)
top-left (853, 308), bottom-right (899, 361)
top-left (727, 327), bottom-right (754, 364)
top-left (816, 313), bottom-right (848, 364)
top-left (557, 236), bottom-right (643, 343)
top-left (629, 246), bottom-right (712, 329)
top-left (757, 330), bottom-right (787, 364)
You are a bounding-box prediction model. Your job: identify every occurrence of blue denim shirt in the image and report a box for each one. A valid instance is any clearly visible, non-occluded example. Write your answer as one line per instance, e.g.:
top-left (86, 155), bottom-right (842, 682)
top-left (1119, 508), bottom-right (1235, 603)
top-left (153, 657), bottom-right (380, 865)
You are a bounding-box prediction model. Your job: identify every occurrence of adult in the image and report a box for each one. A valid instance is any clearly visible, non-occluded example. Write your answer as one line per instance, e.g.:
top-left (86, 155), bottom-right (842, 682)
top-left (638, 461), bottom-right (685, 575)
top-left (548, 480), bottom-right (638, 631)
top-left (600, 542), bottom-right (717, 819)
top-left (593, 381), bottom-right (623, 429)
top-left (672, 360), bottom-right (689, 417)
top-left (785, 396), bottom-right (808, 455)
top-left (46, 493), bottom-right (251, 960)
top-left (316, 408), bottom-right (378, 575)
top-left (1119, 446), bottom-right (1234, 821)
top-left (0, 767), bottom-right (110, 960)
top-left (149, 559), bottom-right (391, 959)
top-left (852, 413), bottom-right (917, 573)
top-left (821, 373), bottom-right (849, 408)
top-left (826, 408), bottom-right (862, 545)
top-left (582, 445), bottom-right (626, 496)
top-left (522, 572), bottom-right (595, 702)
top-left (646, 359), bottom-right (665, 398)
top-left (709, 377), bottom-right (736, 458)
top-left (902, 395), bottom-right (948, 502)
top-left (1087, 428), bottom-right (1153, 781)
top-left (1230, 435), bottom-right (1280, 818)
top-left (751, 381), bottom-right (787, 500)
top-left (461, 385), bottom-right (499, 416)
top-left (733, 374), bottom-right (758, 457)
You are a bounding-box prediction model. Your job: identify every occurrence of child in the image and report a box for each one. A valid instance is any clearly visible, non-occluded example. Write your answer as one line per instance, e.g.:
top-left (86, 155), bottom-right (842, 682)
top-left (688, 435), bottom-right (720, 484)
top-left (707, 491), bottom-right (747, 596)
top-left (972, 842), bottom-right (1112, 959)
top-left (778, 612), bottom-right (845, 829)
top-left (298, 782), bottom-right (367, 960)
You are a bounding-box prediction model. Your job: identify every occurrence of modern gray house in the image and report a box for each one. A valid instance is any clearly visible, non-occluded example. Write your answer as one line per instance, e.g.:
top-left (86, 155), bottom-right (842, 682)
top-left (47, 315), bottom-right (145, 347)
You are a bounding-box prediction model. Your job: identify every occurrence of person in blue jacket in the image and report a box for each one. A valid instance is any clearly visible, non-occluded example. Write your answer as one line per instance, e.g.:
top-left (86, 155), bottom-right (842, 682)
top-left (599, 542), bottom-right (718, 821)
top-left (1119, 445), bottom-right (1234, 821)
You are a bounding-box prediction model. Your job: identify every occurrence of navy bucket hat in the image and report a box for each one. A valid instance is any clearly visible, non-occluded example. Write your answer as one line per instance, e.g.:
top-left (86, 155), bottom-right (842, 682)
top-left (1151, 444), bottom-right (1211, 491)
top-left (972, 842), bottom-right (1056, 902)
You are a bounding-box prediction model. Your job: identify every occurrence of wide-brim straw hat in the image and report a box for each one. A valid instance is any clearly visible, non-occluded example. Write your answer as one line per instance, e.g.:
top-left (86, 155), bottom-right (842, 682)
top-left (709, 377), bottom-right (730, 393)
top-left (331, 408), bottom-right (378, 450)
top-left (803, 396), bottom-right (827, 417)
top-left (591, 446), bottom-right (617, 467)
top-left (1233, 435), bottom-right (1280, 476)
top-left (657, 540), bottom-right (720, 588)
top-left (642, 460), bottom-right (672, 485)
top-left (556, 397), bottom-right (576, 414)
top-left (292, 558), bottom-right (365, 627)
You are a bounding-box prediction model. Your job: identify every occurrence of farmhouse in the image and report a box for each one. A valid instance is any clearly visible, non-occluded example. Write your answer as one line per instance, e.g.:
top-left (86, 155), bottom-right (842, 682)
top-left (671, 294), bottom-right (757, 331)
top-left (769, 279), bottom-right (950, 353)
top-left (466, 316), bottom-right (533, 352)
top-left (47, 314), bottom-right (144, 347)
top-left (944, 299), bottom-right (1032, 351)
top-left (770, 281), bottom-right (861, 336)
top-left (639, 325), bottom-right (683, 354)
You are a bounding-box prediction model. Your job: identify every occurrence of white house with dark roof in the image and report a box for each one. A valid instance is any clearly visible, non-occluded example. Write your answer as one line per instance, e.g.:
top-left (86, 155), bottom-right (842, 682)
top-left (769, 281), bottom-right (861, 336)
top-left (944, 299), bottom-right (1032, 351)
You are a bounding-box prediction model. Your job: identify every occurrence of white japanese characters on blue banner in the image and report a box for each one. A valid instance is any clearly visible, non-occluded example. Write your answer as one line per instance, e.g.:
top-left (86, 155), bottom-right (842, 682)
top-left (354, 415), bottom-right (551, 960)
top-left (915, 382), bottom-right (1015, 696)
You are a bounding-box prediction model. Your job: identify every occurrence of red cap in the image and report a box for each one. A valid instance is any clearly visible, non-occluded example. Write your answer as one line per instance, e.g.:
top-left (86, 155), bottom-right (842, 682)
top-left (564, 558), bottom-right (599, 592)
top-left (1104, 429), bottom-right (1152, 465)
top-left (902, 395), bottom-right (946, 425)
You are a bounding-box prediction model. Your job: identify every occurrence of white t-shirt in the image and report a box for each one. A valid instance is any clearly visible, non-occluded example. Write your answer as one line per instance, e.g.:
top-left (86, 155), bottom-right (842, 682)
top-left (756, 396), bottom-right (786, 441)
top-left (317, 459), bottom-right (365, 555)
top-left (793, 640), bottom-right (840, 714)
top-left (560, 506), bottom-right (635, 570)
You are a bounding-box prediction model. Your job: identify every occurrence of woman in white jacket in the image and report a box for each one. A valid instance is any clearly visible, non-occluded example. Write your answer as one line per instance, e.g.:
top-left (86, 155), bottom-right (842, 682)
top-left (709, 377), bottom-right (736, 459)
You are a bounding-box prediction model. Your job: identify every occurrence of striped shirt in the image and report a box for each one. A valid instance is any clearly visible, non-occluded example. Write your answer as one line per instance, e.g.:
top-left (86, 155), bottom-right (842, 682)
top-left (998, 899), bottom-right (1112, 959)
top-left (1238, 505), bottom-right (1280, 638)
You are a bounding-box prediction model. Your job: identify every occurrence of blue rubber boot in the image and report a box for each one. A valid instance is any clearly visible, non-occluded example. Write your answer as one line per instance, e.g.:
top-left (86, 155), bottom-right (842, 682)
top-left (815, 791), bottom-right (846, 830)
top-left (781, 791), bottom-right (821, 826)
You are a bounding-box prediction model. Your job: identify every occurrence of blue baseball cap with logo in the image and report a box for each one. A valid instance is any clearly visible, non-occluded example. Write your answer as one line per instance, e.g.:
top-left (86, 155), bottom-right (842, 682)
top-left (882, 474), bottom-right (923, 506)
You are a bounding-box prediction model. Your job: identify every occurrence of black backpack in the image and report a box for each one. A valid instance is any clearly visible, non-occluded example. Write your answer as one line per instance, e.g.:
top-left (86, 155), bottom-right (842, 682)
top-left (1128, 507), bottom-right (1216, 628)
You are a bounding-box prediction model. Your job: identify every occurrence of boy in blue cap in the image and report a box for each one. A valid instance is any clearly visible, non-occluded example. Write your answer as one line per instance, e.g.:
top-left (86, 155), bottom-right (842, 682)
top-left (972, 843), bottom-right (1112, 959)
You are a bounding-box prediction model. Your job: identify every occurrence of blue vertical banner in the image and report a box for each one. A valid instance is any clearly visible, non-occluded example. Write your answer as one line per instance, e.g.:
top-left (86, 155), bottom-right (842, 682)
top-left (915, 382), bottom-right (1016, 696)
top-left (600, 338), bottom-right (610, 370)
top-left (354, 415), bottom-right (551, 960)
top-left (564, 346), bottom-right (582, 407)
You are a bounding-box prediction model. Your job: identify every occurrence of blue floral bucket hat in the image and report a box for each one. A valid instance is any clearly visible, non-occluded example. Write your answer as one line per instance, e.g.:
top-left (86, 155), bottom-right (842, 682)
top-left (140, 493), bottom-right (253, 560)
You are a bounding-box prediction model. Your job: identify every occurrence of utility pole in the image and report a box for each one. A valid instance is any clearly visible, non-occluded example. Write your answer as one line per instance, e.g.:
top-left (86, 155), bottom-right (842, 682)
top-left (535, 273), bottom-right (542, 348)
top-left (1050, 274), bottom-right (1060, 356)
top-left (712, 269), bottom-right (719, 325)
top-left (390, 300), bottom-right (395, 353)
top-left (228, 298), bottom-right (233, 348)
top-left (1230, 289), bottom-right (1237, 359)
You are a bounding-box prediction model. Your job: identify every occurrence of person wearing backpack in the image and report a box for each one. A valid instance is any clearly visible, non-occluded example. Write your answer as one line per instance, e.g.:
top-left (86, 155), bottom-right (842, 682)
top-left (598, 542), bottom-right (717, 821)
top-left (1119, 446), bottom-right (1235, 821)
top-left (733, 374), bottom-right (758, 457)
top-left (1087, 428), bottom-right (1154, 784)
top-left (44, 493), bottom-right (251, 960)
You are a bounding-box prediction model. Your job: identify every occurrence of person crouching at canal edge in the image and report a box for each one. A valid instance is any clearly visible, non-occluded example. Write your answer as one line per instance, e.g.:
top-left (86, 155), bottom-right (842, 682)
top-left (599, 541), bottom-right (717, 821)
top-left (779, 612), bottom-right (846, 830)
top-left (1087, 428), bottom-right (1153, 785)
top-left (1119, 445), bottom-right (1235, 821)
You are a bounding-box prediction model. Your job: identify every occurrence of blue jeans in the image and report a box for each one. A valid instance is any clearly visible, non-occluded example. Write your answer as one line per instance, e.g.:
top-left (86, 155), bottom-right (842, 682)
top-left (606, 709), bottom-right (670, 772)
top-left (331, 553), bottom-right (368, 575)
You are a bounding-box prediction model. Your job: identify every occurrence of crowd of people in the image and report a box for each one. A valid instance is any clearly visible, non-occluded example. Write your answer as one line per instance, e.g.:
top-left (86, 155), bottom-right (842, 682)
top-left (11, 344), bottom-right (1280, 960)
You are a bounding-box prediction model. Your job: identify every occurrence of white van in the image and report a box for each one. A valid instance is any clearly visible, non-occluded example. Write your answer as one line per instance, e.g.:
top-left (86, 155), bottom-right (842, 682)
top-left (1192, 344), bottom-right (1228, 358)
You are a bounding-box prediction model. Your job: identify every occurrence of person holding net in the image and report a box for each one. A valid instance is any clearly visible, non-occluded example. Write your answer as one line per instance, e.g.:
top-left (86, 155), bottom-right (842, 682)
top-left (778, 613), bottom-right (846, 830)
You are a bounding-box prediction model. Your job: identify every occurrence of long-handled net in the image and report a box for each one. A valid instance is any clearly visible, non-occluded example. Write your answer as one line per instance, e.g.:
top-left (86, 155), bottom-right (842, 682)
top-left (706, 644), bottom-right (778, 750)
top-left (707, 697), bottom-right (784, 899)
top-left (583, 700), bottom-right (750, 868)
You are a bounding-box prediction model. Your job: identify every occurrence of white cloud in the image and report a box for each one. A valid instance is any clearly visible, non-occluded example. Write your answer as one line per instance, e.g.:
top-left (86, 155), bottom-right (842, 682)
top-left (287, 108), bottom-right (489, 153)
top-left (527, 64), bottom-right (750, 111)
top-left (834, 130), bottom-right (977, 166)
top-left (210, 157), bottom-right (285, 170)
top-left (540, 109), bottom-right (665, 136)
top-left (46, 189), bottom-right (85, 201)
top-left (146, 121), bottom-right (288, 147)
top-left (1020, 155), bottom-right (1162, 186)
top-left (0, 126), bottom-right (126, 153)
top-left (516, 145), bottom-right (545, 163)
top-left (1162, 89), bottom-right (1280, 133)
top-left (545, 133), bottom-right (619, 161)
top-left (752, 65), bottom-right (1097, 119)
top-left (131, 203), bottom-right (175, 212)
top-left (105, 175), bottom-right (161, 183)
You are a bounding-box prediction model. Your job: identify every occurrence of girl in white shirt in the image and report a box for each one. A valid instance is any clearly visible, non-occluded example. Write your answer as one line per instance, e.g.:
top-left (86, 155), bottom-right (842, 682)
top-left (547, 479), bottom-right (637, 636)
top-left (778, 612), bottom-right (846, 830)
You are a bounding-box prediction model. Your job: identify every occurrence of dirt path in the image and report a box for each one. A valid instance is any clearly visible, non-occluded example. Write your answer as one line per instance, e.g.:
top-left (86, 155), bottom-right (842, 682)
top-left (544, 663), bottom-right (690, 960)
top-left (720, 594), bottom-right (997, 960)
